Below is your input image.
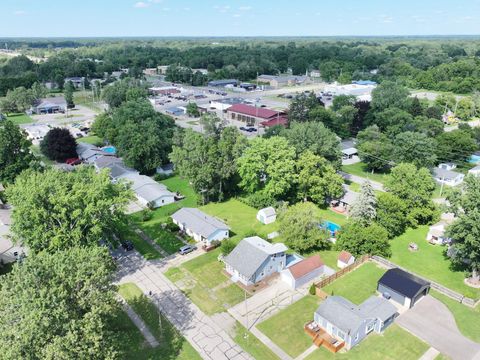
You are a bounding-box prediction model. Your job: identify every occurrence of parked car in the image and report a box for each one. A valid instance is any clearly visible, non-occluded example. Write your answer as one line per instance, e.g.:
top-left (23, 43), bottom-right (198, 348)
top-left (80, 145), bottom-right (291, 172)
top-left (121, 240), bottom-right (134, 251)
top-left (179, 244), bottom-right (197, 255)
top-left (246, 127), bottom-right (257, 132)
top-left (239, 126), bottom-right (247, 131)
top-left (65, 157), bottom-right (81, 165)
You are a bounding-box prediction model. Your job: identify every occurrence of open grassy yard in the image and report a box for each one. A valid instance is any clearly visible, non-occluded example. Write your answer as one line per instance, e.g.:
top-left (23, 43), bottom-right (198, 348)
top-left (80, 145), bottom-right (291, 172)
top-left (257, 295), bottom-right (321, 358)
top-left (234, 322), bottom-right (280, 360)
top-left (341, 162), bottom-right (389, 184)
top-left (165, 249), bottom-right (247, 315)
top-left (117, 220), bottom-right (162, 260)
top-left (6, 113), bottom-right (33, 125)
top-left (304, 324), bottom-right (429, 360)
top-left (430, 291), bottom-right (480, 343)
top-left (317, 208), bottom-right (348, 226)
top-left (79, 134), bottom-right (103, 146)
top-left (117, 283), bottom-right (201, 360)
top-left (30, 145), bottom-right (55, 165)
top-left (390, 226), bottom-right (480, 299)
top-left (322, 262), bottom-right (386, 304)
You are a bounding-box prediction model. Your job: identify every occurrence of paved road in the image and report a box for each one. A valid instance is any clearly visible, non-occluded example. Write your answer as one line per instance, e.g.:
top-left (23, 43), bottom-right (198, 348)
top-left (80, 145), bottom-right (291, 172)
top-left (397, 295), bottom-right (480, 360)
top-left (339, 171), bottom-right (385, 192)
top-left (116, 251), bottom-right (253, 360)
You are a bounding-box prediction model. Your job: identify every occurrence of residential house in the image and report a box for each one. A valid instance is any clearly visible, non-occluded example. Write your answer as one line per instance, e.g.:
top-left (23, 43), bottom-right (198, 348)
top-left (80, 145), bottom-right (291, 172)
top-left (377, 268), bottom-right (430, 308)
top-left (171, 208), bottom-right (229, 246)
top-left (433, 167), bottom-right (464, 187)
top-left (224, 236), bottom-right (287, 286)
top-left (309, 70), bottom-right (321, 78)
top-left (118, 173), bottom-right (175, 208)
top-left (227, 103), bottom-right (288, 127)
top-left (157, 65), bottom-right (169, 75)
top-left (143, 68), bottom-right (158, 76)
top-left (426, 213), bottom-right (455, 245)
top-left (438, 163), bottom-right (457, 171)
top-left (64, 77), bottom-right (85, 89)
top-left (256, 207), bottom-right (276, 225)
top-left (330, 187), bottom-right (359, 215)
top-left (311, 295), bottom-right (397, 350)
top-left (281, 255), bottom-right (334, 289)
top-left (337, 251), bottom-right (355, 269)
top-left (31, 96), bottom-right (67, 114)
top-left (76, 143), bottom-right (114, 164)
top-left (156, 163), bottom-right (174, 176)
top-left (468, 165), bottom-right (480, 177)
top-left (0, 206), bottom-right (24, 264)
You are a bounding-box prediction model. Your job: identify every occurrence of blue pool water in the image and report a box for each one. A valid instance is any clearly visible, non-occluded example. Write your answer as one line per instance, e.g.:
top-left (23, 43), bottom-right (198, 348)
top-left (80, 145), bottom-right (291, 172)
top-left (468, 155), bottom-right (480, 164)
top-left (102, 146), bottom-right (117, 154)
top-left (320, 221), bottom-right (341, 237)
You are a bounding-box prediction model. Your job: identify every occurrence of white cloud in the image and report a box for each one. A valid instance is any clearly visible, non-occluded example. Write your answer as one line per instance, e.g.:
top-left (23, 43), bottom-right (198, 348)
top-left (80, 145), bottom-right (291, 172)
top-left (214, 5), bottom-right (230, 13)
top-left (148, 0), bottom-right (163, 3)
top-left (239, 6), bottom-right (252, 11)
top-left (379, 14), bottom-right (393, 23)
top-left (233, 13), bottom-right (241, 18)
top-left (134, 2), bottom-right (149, 8)
top-left (13, 10), bottom-right (26, 15)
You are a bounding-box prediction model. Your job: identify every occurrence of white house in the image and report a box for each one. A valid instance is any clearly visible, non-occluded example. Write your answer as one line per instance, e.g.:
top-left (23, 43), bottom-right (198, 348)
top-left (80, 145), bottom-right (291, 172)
top-left (426, 213), bottom-right (455, 245)
top-left (171, 208), bottom-right (229, 246)
top-left (257, 207), bottom-right (276, 224)
top-left (433, 167), bottom-right (465, 187)
top-left (76, 143), bottom-right (114, 164)
top-left (438, 163), bottom-right (457, 171)
top-left (468, 165), bottom-right (480, 177)
top-left (118, 173), bottom-right (175, 208)
top-left (281, 255), bottom-right (334, 289)
top-left (0, 207), bottom-right (24, 264)
top-left (337, 251), bottom-right (355, 269)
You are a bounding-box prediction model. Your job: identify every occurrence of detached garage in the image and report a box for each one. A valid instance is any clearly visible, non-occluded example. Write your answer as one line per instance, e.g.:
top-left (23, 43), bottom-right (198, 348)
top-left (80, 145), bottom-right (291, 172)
top-left (377, 268), bottom-right (430, 308)
top-left (281, 255), bottom-right (334, 289)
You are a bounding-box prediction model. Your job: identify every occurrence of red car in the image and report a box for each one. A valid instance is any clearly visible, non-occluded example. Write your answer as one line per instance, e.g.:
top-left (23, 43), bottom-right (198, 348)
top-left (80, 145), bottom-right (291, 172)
top-left (65, 158), bottom-right (81, 165)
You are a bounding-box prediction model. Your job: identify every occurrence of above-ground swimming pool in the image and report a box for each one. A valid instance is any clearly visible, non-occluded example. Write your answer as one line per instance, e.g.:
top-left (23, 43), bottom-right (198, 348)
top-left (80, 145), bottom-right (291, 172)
top-left (102, 146), bottom-right (117, 154)
top-left (469, 155), bottom-right (480, 164)
top-left (320, 221), bottom-right (341, 237)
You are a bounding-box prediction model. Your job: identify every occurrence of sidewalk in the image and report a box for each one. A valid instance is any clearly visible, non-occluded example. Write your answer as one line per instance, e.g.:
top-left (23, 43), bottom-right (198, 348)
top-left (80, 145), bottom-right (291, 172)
top-left (118, 296), bottom-right (159, 347)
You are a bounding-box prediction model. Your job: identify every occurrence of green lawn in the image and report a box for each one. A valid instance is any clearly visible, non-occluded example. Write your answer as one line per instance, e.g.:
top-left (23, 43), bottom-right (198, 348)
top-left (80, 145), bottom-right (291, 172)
top-left (6, 113), bottom-right (33, 125)
top-left (317, 208), bottom-right (348, 226)
top-left (257, 295), bottom-right (321, 358)
top-left (117, 220), bottom-right (162, 260)
top-left (341, 162), bottom-right (389, 184)
top-left (234, 322), bottom-right (280, 360)
top-left (30, 145), bottom-right (55, 165)
top-left (323, 262), bottom-right (386, 304)
top-left (390, 226), bottom-right (480, 299)
top-left (304, 324), bottom-right (429, 360)
top-left (430, 291), bottom-right (480, 343)
top-left (118, 283), bottom-right (201, 360)
top-left (80, 134), bottom-right (103, 146)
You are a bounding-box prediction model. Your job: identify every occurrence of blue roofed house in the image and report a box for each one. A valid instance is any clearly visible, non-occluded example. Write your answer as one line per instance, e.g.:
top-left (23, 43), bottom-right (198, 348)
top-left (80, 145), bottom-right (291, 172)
top-left (171, 208), bottom-right (229, 247)
top-left (224, 236), bottom-right (288, 286)
top-left (308, 295), bottom-right (397, 351)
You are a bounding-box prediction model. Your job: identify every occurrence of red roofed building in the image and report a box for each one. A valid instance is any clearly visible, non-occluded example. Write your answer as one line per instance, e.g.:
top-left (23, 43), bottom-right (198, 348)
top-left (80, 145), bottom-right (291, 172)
top-left (337, 251), bottom-right (355, 269)
top-left (227, 103), bottom-right (288, 127)
top-left (281, 255), bottom-right (334, 289)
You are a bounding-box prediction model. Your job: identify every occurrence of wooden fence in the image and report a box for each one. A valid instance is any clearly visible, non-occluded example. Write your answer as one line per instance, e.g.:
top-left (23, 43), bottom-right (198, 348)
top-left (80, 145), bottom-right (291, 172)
top-left (315, 254), bottom-right (370, 290)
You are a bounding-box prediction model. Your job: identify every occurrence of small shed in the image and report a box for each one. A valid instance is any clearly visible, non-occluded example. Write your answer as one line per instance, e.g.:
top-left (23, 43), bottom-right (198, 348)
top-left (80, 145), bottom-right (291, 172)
top-left (257, 207), bottom-right (276, 225)
top-left (337, 251), bottom-right (355, 269)
top-left (156, 163), bottom-right (174, 176)
top-left (281, 255), bottom-right (334, 289)
top-left (377, 268), bottom-right (430, 308)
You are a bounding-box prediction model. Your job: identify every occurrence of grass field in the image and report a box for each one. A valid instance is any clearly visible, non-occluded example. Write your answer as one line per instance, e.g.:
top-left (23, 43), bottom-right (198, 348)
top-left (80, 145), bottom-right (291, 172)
top-left (304, 324), bottom-right (429, 360)
top-left (79, 134), bottom-right (103, 146)
top-left (117, 220), bottom-right (162, 260)
top-left (233, 322), bottom-right (280, 360)
top-left (257, 295), bottom-right (321, 358)
top-left (430, 291), bottom-right (480, 343)
top-left (390, 226), bottom-right (480, 299)
top-left (323, 262), bottom-right (386, 304)
top-left (117, 283), bottom-right (201, 360)
top-left (341, 162), bottom-right (389, 184)
top-left (6, 113), bottom-right (33, 125)
top-left (30, 145), bottom-right (55, 165)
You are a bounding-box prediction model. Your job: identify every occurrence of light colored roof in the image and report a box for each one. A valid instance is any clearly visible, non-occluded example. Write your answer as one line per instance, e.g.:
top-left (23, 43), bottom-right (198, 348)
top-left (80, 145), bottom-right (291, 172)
top-left (224, 236), bottom-right (287, 279)
top-left (118, 173), bottom-right (173, 202)
top-left (0, 208), bottom-right (12, 226)
top-left (258, 207), bottom-right (276, 218)
top-left (109, 163), bottom-right (137, 179)
top-left (434, 168), bottom-right (463, 180)
top-left (93, 156), bottom-right (123, 169)
top-left (338, 250), bottom-right (353, 263)
top-left (287, 255), bottom-right (324, 280)
top-left (315, 295), bottom-right (396, 333)
top-left (342, 147), bottom-right (358, 156)
top-left (76, 143), bottom-right (111, 160)
top-left (339, 190), bottom-right (359, 205)
top-left (469, 165), bottom-right (480, 172)
top-left (171, 208), bottom-right (229, 239)
top-left (35, 96), bottom-right (67, 108)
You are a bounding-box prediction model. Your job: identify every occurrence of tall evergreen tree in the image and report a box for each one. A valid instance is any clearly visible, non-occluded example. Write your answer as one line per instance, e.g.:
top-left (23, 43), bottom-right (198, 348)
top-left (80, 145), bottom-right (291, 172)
top-left (349, 181), bottom-right (377, 225)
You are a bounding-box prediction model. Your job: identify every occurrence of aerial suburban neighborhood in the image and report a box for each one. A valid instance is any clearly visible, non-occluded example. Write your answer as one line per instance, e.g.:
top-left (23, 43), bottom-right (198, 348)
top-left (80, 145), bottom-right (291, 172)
top-left (1, 1), bottom-right (480, 360)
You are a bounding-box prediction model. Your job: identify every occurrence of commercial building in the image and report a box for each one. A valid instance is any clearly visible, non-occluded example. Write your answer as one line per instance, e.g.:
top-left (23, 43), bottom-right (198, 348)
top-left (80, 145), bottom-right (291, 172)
top-left (226, 103), bottom-right (287, 127)
top-left (257, 74), bottom-right (309, 88)
top-left (208, 79), bottom-right (239, 87)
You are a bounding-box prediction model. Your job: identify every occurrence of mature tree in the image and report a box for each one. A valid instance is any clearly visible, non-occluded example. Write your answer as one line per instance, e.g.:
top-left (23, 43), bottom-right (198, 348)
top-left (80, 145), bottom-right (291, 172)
top-left (0, 247), bottom-right (122, 359)
top-left (282, 121), bottom-right (342, 166)
top-left (424, 105), bottom-right (443, 120)
top-left (31, 82), bottom-right (47, 100)
top-left (349, 181), bottom-right (377, 225)
top-left (435, 93), bottom-right (457, 112)
top-left (200, 113), bottom-right (224, 137)
top-left (392, 131), bottom-right (437, 169)
top-left (357, 125), bottom-right (394, 171)
top-left (279, 202), bottom-right (330, 252)
top-left (446, 175), bottom-right (480, 282)
top-left (456, 97), bottom-right (475, 120)
top-left (288, 92), bottom-right (320, 122)
top-left (8, 86), bottom-right (35, 112)
top-left (370, 81), bottom-right (410, 112)
top-left (0, 96), bottom-right (18, 115)
top-left (186, 102), bottom-right (200, 117)
top-left (102, 78), bottom-right (147, 109)
top-left (296, 151), bottom-right (344, 205)
top-left (408, 96), bottom-right (424, 117)
top-left (334, 105), bottom-right (358, 138)
top-left (0, 120), bottom-right (37, 184)
top-left (64, 80), bottom-right (75, 109)
top-left (435, 130), bottom-right (477, 163)
top-left (372, 107), bottom-right (413, 136)
top-left (263, 124), bottom-right (286, 138)
top-left (335, 221), bottom-right (391, 257)
top-left (6, 167), bottom-right (133, 253)
top-left (376, 192), bottom-right (408, 238)
top-left (331, 95), bottom-right (356, 112)
top-left (237, 137), bottom-right (297, 199)
top-left (410, 116), bottom-right (444, 137)
top-left (40, 127), bottom-right (77, 162)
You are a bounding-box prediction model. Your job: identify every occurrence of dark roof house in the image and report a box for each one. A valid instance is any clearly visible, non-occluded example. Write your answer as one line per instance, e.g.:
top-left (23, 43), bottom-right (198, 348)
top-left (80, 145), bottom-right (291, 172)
top-left (377, 268), bottom-right (430, 308)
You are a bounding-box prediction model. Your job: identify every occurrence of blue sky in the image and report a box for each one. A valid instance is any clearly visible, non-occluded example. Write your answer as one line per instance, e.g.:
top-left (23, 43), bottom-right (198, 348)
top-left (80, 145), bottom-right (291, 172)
top-left (1, 0), bottom-right (480, 37)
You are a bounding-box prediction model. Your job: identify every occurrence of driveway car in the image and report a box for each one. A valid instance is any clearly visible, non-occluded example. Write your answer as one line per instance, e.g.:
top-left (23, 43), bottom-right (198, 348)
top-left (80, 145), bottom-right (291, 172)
top-left (179, 244), bottom-right (197, 255)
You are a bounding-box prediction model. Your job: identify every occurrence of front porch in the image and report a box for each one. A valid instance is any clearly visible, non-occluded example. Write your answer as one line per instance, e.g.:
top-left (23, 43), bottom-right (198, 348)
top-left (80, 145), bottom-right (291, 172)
top-left (304, 321), bottom-right (345, 353)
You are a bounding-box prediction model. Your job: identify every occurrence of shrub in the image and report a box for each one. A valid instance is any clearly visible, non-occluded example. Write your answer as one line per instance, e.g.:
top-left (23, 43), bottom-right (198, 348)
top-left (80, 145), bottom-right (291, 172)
top-left (309, 283), bottom-right (316, 296)
top-left (221, 239), bottom-right (236, 256)
top-left (154, 173), bottom-right (173, 182)
top-left (164, 217), bottom-right (180, 232)
top-left (239, 192), bottom-right (275, 209)
top-left (141, 209), bottom-right (153, 222)
top-left (210, 240), bottom-right (221, 249)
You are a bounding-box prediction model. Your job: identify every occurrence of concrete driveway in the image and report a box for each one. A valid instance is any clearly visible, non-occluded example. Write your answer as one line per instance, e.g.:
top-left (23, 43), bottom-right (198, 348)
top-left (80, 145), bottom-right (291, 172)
top-left (396, 295), bottom-right (480, 360)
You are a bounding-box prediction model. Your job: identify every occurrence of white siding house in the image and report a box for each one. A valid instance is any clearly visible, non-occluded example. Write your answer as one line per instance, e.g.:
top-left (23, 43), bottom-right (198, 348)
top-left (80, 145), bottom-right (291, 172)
top-left (433, 167), bottom-right (464, 187)
top-left (281, 255), bottom-right (334, 289)
top-left (256, 207), bottom-right (276, 224)
top-left (337, 251), bottom-right (355, 269)
top-left (118, 173), bottom-right (175, 208)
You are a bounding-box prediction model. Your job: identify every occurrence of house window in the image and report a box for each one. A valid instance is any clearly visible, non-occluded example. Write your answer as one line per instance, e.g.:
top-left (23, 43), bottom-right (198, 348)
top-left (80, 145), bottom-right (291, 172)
top-left (366, 322), bottom-right (375, 334)
top-left (337, 330), bottom-right (345, 340)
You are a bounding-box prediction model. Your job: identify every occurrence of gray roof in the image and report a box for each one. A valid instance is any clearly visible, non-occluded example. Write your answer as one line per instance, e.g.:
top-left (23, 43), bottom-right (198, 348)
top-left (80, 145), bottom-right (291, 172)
top-left (342, 147), bottom-right (358, 156)
top-left (109, 163), bottom-right (137, 179)
top-left (0, 208), bottom-right (12, 226)
top-left (434, 168), bottom-right (463, 180)
top-left (258, 207), bottom-right (276, 217)
top-left (34, 96), bottom-right (67, 108)
top-left (93, 156), bottom-right (123, 169)
top-left (171, 208), bottom-right (229, 239)
top-left (315, 296), bottom-right (396, 334)
top-left (341, 139), bottom-right (357, 150)
top-left (258, 75), bottom-right (307, 84)
top-left (340, 189), bottom-right (359, 205)
top-left (224, 236), bottom-right (287, 279)
top-left (118, 173), bottom-right (174, 202)
top-left (76, 143), bottom-right (111, 161)
top-left (469, 165), bottom-right (480, 172)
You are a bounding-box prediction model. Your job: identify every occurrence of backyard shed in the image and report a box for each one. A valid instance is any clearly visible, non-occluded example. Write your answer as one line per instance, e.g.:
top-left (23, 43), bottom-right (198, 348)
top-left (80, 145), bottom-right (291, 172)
top-left (337, 251), bottom-right (355, 269)
top-left (377, 268), bottom-right (430, 308)
top-left (281, 255), bottom-right (334, 289)
top-left (256, 207), bottom-right (276, 224)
